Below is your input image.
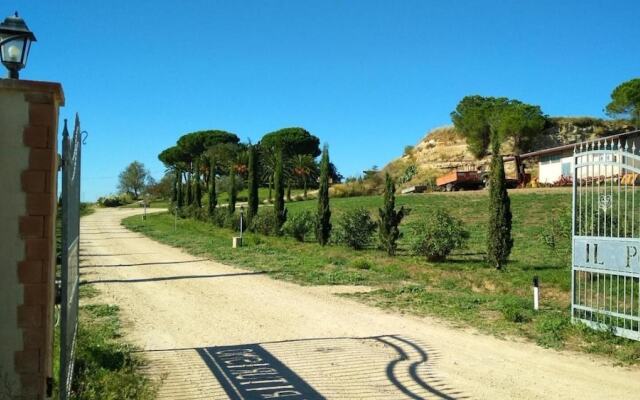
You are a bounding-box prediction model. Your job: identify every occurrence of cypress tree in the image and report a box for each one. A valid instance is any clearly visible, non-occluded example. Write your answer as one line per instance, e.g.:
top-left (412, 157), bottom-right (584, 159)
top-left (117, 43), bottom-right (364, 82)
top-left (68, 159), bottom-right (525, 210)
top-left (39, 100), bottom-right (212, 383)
top-left (176, 171), bottom-right (184, 208)
top-left (186, 171), bottom-right (192, 205)
top-left (316, 144), bottom-right (332, 245)
top-left (228, 165), bottom-right (237, 214)
top-left (208, 156), bottom-right (217, 216)
top-left (487, 138), bottom-right (513, 269)
top-left (194, 159), bottom-right (202, 207)
top-left (378, 173), bottom-right (406, 256)
top-left (171, 170), bottom-right (178, 204)
top-left (247, 145), bottom-right (259, 222)
top-left (273, 147), bottom-right (287, 233)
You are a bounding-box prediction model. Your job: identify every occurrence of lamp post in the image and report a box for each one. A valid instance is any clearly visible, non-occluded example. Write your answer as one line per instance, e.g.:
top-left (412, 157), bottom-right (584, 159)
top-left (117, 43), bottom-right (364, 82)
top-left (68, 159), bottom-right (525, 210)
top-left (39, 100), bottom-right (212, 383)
top-left (0, 12), bottom-right (36, 79)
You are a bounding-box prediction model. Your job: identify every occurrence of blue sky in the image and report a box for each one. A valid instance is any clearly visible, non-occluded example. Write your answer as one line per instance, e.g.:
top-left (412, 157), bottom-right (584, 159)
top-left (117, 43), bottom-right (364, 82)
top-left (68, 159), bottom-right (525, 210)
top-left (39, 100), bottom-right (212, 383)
top-left (10, 0), bottom-right (640, 201)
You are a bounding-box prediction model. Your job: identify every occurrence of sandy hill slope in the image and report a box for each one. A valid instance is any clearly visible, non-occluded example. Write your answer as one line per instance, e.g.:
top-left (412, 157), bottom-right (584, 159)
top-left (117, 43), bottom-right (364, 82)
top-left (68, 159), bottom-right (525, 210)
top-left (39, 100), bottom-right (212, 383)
top-left (384, 117), bottom-right (635, 188)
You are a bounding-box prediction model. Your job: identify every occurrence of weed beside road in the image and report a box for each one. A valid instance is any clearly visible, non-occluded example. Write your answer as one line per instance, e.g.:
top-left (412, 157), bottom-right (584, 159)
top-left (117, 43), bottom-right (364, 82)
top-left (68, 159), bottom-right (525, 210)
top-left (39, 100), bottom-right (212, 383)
top-left (53, 285), bottom-right (156, 399)
top-left (122, 190), bottom-right (640, 365)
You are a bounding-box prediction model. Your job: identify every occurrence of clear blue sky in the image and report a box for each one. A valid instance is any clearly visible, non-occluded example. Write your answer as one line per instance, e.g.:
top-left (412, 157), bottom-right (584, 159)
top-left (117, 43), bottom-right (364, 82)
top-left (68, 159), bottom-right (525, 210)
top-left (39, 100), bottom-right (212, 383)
top-left (10, 0), bottom-right (640, 201)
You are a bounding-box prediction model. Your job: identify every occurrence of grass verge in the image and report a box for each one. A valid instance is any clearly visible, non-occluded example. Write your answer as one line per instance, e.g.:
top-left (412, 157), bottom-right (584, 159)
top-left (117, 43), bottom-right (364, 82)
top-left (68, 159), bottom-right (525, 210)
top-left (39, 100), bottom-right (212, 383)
top-left (122, 190), bottom-right (640, 365)
top-left (53, 284), bottom-right (156, 399)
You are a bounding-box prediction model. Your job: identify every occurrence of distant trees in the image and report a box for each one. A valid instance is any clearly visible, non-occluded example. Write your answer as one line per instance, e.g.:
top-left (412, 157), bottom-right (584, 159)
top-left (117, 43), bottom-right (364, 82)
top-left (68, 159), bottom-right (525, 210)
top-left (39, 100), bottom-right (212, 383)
top-left (157, 126), bottom-right (334, 239)
top-left (118, 161), bottom-right (152, 198)
top-left (316, 145), bottom-right (332, 245)
top-left (606, 78), bottom-right (640, 128)
top-left (451, 95), bottom-right (524, 269)
top-left (451, 95), bottom-right (546, 158)
top-left (292, 154), bottom-right (318, 199)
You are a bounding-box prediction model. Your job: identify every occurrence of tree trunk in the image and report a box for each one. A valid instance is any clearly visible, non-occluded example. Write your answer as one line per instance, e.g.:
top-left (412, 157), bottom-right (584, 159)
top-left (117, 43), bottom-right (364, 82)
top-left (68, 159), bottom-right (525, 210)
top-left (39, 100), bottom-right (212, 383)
top-left (303, 179), bottom-right (308, 199)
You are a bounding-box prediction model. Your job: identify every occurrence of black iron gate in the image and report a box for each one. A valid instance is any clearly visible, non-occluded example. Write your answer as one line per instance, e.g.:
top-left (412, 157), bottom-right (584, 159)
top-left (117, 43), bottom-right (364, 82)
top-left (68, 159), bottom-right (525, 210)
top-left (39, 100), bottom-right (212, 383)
top-left (60, 114), bottom-right (82, 399)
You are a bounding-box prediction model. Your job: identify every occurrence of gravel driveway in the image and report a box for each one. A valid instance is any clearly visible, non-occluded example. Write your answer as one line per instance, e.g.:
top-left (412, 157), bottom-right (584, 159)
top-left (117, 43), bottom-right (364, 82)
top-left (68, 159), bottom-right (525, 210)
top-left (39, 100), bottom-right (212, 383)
top-left (79, 208), bottom-right (640, 399)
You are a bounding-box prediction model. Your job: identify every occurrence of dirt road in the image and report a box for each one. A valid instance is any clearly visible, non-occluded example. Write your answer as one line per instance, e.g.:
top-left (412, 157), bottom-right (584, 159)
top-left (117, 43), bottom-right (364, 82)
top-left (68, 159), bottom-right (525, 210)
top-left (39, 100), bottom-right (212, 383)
top-left (80, 208), bottom-right (639, 400)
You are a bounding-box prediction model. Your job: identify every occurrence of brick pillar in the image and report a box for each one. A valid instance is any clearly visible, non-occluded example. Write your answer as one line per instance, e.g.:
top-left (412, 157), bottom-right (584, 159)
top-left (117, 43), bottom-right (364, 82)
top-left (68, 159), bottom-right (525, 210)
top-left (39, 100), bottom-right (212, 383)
top-left (0, 79), bottom-right (64, 399)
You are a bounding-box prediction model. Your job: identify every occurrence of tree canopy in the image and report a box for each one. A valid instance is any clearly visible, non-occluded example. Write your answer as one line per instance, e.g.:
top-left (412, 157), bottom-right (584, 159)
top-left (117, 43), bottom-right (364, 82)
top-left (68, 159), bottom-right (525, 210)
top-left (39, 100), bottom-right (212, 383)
top-left (158, 146), bottom-right (190, 169)
top-left (118, 161), bottom-right (152, 198)
top-left (606, 78), bottom-right (640, 127)
top-left (259, 127), bottom-right (321, 157)
top-left (176, 130), bottom-right (240, 159)
top-left (451, 95), bottom-right (546, 158)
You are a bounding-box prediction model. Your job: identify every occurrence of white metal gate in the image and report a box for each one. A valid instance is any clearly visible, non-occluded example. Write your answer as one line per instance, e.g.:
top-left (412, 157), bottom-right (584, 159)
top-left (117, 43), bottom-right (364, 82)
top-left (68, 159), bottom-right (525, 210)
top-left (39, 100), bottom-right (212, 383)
top-left (572, 138), bottom-right (640, 340)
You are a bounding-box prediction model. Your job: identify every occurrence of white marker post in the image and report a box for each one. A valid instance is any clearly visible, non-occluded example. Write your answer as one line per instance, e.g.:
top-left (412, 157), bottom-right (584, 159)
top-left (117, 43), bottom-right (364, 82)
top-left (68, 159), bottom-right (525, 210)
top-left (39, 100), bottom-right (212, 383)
top-left (533, 276), bottom-right (540, 311)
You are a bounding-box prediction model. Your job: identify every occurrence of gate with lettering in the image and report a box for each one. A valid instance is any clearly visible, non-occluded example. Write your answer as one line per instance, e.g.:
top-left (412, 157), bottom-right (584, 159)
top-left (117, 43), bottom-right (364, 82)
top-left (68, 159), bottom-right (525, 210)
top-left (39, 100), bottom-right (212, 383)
top-left (573, 138), bottom-right (640, 340)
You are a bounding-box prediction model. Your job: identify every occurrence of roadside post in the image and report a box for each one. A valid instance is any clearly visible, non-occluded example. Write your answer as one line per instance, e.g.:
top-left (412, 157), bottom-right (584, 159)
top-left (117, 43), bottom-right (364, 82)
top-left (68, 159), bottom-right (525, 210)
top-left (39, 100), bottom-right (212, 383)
top-left (533, 276), bottom-right (539, 311)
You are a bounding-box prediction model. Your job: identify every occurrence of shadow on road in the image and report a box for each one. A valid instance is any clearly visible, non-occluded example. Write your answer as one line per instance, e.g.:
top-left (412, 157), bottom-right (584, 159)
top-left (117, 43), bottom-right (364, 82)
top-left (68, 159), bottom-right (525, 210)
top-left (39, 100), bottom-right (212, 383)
top-left (80, 259), bottom-right (210, 268)
top-left (137, 335), bottom-right (467, 400)
top-left (81, 271), bottom-right (266, 285)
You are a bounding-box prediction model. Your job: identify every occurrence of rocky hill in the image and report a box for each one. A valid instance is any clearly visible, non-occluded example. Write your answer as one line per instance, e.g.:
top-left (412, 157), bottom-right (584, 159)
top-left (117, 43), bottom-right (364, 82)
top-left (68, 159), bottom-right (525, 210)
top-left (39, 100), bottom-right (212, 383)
top-left (384, 117), bottom-right (635, 188)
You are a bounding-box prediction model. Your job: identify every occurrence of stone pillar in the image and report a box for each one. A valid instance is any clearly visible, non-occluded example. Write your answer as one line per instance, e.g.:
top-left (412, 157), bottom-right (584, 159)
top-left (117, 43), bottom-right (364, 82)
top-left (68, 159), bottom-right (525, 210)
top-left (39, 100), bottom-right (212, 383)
top-left (0, 79), bottom-right (64, 399)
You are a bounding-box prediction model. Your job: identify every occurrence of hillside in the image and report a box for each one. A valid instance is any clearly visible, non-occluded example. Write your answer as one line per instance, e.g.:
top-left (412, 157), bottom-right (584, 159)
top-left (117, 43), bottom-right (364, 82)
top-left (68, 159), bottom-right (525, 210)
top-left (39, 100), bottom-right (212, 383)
top-left (384, 117), bottom-right (635, 188)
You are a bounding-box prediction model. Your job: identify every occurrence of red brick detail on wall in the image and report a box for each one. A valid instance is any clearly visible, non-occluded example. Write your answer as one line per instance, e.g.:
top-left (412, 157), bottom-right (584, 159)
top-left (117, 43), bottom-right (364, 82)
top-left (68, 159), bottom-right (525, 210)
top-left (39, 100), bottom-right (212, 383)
top-left (15, 349), bottom-right (41, 373)
top-left (19, 216), bottom-right (44, 238)
top-left (28, 148), bottom-right (55, 171)
top-left (28, 103), bottom-right (54, 127)
top-left (21, 171), bottom-right (47, 193)
top-left (26, 193), bottom-right (54, 216)
top-left (23, 126), bottom-right (49, 148)
top-left (23, 284), bottom-right (48, 306)
top-left (10, 83), bottom-right (63, 399)
top-left (17, 305), bottom-right (43, 328)
top-left (24, 238), bottom-right (51, 261)
top-left (17, 261), bottom-right (44, 284)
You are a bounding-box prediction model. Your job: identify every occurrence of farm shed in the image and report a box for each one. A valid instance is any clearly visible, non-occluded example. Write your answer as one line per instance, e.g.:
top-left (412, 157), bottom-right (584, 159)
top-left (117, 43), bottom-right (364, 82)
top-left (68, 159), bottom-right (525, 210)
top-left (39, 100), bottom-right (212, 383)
top-left (521, 129), bottom-right (640, 184)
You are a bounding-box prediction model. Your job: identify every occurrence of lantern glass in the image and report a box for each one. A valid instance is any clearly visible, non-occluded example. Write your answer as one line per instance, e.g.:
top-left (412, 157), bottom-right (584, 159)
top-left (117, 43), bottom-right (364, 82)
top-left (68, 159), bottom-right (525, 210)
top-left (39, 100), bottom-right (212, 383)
top-left (1, 36), bottom-right (27, 65)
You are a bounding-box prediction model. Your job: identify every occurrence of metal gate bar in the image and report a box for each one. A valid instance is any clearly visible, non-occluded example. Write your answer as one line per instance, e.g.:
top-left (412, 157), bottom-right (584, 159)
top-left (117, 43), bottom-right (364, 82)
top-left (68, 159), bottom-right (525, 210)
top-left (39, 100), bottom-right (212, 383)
top-left (572, 138), bottom-right (640, 340)
top-left (60, 114), bottom-right (82, 399)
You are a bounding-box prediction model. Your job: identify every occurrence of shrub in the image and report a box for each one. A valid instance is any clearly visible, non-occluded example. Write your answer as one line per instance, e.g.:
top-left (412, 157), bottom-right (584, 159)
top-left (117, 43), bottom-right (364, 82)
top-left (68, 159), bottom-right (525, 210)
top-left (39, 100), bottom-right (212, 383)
top-left (409, 209), bottom-right (469, 261)
top-left (535, 312), bottom-right (569, 349)
top-left (350, 259), bottom-right (372, 270)
top-left (333, 207), bottom-right (377, 250)
top-left (184, 204), bottom-right (207, 221)
top-left (497, 296), bottom-right (532, 323)
top-left (282, 210), bottom-right (315, 241)
top-left (250, 210), bottom-right (278, 235)
top-left (97, 195), bottom-right (131, 207)
top-left (212, 207), bottom-right (228, 227)
top-left (224, 211), bottom-right (247, 232)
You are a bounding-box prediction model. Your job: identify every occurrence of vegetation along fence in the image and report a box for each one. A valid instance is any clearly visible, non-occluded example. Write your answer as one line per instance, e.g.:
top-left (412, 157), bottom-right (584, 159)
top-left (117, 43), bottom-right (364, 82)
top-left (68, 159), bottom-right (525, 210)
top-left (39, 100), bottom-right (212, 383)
top-left (60, 114), bottom-right (83, 399)
top-left (572, 138), bottom-right (640, 340)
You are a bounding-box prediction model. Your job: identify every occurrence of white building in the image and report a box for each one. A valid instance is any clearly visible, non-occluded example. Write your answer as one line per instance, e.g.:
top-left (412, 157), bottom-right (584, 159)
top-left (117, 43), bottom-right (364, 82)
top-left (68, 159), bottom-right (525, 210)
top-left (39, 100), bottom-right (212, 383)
top-left (520, 130), bottom-right (640, 184)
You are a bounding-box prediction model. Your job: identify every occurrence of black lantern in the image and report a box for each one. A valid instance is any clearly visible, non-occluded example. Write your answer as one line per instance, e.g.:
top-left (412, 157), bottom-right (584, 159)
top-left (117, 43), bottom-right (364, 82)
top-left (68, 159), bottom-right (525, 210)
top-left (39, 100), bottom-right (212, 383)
top-left (0, 12), bottom-right (36, 79)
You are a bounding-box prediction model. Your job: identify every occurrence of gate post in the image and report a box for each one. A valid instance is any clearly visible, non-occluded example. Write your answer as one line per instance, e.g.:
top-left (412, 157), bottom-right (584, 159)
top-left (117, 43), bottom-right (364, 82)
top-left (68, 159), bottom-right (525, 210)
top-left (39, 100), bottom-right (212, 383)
top-left (0, 79), bottom-right (64, 399)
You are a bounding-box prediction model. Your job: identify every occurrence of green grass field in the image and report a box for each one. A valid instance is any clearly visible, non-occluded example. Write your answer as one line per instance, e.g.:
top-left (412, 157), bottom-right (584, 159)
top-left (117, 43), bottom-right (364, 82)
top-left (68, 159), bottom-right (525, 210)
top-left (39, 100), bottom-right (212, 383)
top-left (122, 189), bottom-right (640, 364)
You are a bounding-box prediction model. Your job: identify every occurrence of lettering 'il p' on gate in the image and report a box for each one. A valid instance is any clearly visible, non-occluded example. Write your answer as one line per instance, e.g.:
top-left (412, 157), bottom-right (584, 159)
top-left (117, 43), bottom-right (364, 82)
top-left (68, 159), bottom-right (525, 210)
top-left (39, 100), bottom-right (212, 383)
top-left (572, 137), bottom-right (640, 340)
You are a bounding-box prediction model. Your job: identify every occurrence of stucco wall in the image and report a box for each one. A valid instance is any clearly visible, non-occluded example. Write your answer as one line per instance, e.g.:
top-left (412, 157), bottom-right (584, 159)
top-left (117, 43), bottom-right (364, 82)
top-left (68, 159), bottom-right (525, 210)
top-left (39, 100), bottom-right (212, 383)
top-left (539, 154), bottom-right (574, 184)
top-left (0, 91), bottom-right (29, 395)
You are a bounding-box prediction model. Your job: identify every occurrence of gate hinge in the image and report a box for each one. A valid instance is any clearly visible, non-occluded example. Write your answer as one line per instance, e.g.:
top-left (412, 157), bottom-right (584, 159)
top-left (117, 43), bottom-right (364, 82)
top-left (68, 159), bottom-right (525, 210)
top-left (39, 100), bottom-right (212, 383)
top-left (54, 279), bottom-right (61, 305)
top-left (46, 377), bottom-right (53, 397)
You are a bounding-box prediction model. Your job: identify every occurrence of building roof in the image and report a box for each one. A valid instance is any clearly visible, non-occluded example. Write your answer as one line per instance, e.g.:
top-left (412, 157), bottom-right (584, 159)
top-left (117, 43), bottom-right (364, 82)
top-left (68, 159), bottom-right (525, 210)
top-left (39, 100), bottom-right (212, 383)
top-left (517, 129), bottom-right (640, 160)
